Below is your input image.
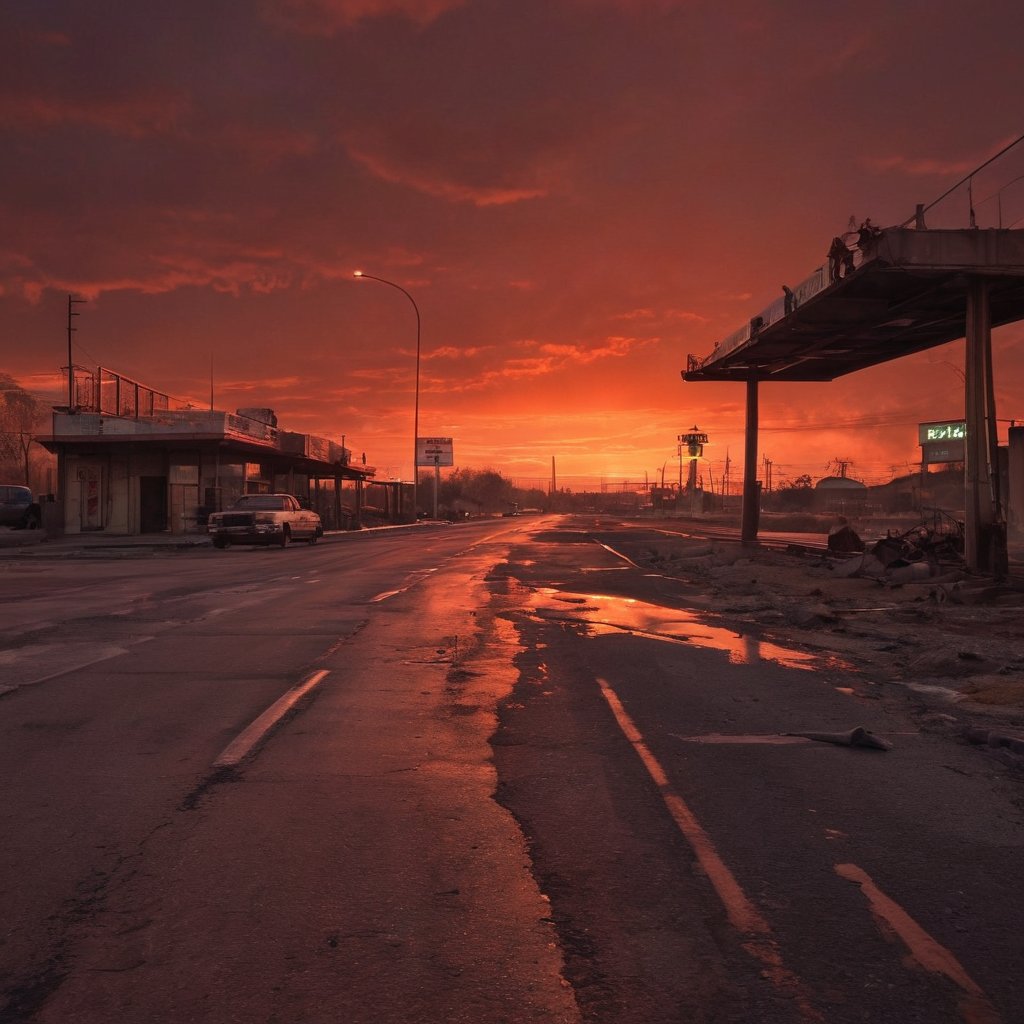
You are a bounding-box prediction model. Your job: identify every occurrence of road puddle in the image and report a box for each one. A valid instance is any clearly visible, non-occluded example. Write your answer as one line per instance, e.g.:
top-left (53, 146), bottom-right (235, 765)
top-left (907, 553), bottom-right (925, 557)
top-left (531, 588), bottom-right (846, 672)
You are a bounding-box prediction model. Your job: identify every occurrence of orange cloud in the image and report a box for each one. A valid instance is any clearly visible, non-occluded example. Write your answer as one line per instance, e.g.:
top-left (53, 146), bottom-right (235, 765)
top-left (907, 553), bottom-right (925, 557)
top-left (539, 335), bottom-right (653, 363)
top-left (863, 136), bottom-right (1024, 178)
top-left (218, 376), bottom-right (303, 392)
top-left (345, 141), bottom-right (550, 207)
top-left (863, 153), bottom-right (980, 178)
top-left (0, 93), bottom-right (188, 138)
top-left (206, 124), bottom-right (320, 164)
top-left (437, 334), bottom-right (654, 393)
top-left (664, 308), bottom-right (710, 324)
top-left (421, 345), bottom-right (494, 360)
top-left (262, 0), bottom-right (466, 33)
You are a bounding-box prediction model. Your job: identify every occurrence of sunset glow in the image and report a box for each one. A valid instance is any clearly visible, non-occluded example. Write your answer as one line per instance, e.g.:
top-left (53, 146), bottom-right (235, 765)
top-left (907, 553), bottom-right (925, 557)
top-left (2, 2), bottom-right (1023, 488)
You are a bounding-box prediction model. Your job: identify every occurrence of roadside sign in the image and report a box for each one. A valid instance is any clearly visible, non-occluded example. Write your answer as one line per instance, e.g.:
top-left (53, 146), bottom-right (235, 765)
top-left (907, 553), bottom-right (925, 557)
top-left (416, 436), bottom-right (454, 467)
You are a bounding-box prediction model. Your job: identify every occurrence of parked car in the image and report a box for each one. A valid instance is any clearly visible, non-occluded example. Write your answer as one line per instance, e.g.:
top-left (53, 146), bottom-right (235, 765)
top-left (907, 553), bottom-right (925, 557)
top-left (0, 485), bottom-right (41, 530)
top-left (207, 494), bottom-right (323, 548)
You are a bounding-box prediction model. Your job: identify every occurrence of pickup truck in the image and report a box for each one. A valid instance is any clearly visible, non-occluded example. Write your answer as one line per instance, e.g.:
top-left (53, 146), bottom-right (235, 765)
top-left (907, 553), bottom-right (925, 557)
top-left (207, 494), bottom-right (323, 548)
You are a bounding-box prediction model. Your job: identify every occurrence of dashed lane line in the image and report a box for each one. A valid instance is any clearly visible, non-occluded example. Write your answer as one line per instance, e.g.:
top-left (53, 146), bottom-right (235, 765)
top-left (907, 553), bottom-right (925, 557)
top-left (836, 863), bottom-right (1001, 1024)
top-left (212, 669), bottom-right (330, 769)
top-left (369, 567), bottom-right (438, 603)
top-left (596, 676), bottom-right (823, 1022)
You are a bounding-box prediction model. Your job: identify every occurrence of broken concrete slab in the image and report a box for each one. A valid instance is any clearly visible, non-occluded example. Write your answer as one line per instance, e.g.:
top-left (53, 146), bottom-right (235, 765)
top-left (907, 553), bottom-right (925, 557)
top-left (784, 727), bottom-right (892, 750)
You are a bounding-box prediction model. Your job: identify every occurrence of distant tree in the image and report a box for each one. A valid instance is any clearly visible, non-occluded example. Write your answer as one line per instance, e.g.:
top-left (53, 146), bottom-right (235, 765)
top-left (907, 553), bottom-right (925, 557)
top-left (781, 473), bottom-right (813, 490)
top-left (774, 473), bottom-right (814, 511)
top-left (514, 486), bottom-right (548, 510)
top-left (0, 374), bottom-right (48, 485)
top-left (439, 467), bottom-right (516, 513)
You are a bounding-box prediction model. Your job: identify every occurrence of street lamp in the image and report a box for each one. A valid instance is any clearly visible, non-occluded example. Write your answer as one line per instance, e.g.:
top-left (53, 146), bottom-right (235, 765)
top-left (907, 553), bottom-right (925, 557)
top-left (353, 270), bottom-right (421, 521)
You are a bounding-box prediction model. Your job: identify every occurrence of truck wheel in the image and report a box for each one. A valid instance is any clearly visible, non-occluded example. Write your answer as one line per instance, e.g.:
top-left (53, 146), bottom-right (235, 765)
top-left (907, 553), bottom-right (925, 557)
top-left (213, 538), bottom-right (229, 550)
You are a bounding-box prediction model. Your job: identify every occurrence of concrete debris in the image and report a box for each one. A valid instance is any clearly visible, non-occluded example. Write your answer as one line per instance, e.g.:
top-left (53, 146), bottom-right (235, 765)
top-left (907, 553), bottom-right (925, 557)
top-left (936, 580), bottom-right (1024, 606)
top-left (887, 562), bottom-right (932, 584)
top-left (827, 522), bottom-right (865, 554)
top-left (907, 648), bottom-right (998, 679)
top-left (964, 727), bottom-right (1024, 757)
top-left (782, 602), bottom-right (837, 628)
top-left (830, 552), bottom-right (887, 578)
top-left (829, 516), bottom-right (968, 584)
top-left (785, 727), bottom-right (892, 750)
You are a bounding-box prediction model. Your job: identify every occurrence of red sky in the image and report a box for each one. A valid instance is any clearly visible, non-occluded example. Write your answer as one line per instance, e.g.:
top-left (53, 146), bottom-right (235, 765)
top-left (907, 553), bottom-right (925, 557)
top-left (2, 0), bottom-right (1024, 488)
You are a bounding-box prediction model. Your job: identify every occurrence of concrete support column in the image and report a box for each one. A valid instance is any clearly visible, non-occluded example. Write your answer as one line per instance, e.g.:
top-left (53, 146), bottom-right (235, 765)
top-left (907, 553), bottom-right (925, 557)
top-left (741, 376), bottom-right (760, 545)
top-left (354, 477), bottom-right (363, 529)
top-left (964, 278), bottom-right (1007, 575)
top-left (1008, 426), bottom-right (1024, 547)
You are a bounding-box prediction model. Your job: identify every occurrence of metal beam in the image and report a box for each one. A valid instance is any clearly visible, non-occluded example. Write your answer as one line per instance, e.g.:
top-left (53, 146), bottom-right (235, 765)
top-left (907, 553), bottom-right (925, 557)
top-left (964, 280), bottom-right (1008, 575)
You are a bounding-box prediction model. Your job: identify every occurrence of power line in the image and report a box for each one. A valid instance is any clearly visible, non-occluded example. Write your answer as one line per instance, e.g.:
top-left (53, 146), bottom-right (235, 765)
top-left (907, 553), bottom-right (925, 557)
top-left (899, 131), bottom-right (1024, 227)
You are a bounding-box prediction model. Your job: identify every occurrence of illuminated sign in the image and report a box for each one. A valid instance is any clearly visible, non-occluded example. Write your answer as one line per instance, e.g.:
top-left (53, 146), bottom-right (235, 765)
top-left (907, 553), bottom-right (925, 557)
top-left (416, 436), bottom-right (454, 467)
top-left (678, 427), bottom-right (708, 459)
top-left (918, 420), bottom-right (966, 445)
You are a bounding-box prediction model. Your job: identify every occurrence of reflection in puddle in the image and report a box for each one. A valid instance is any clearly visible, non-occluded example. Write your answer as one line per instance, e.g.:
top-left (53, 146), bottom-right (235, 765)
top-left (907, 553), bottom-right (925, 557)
top-left (532, 588), bottom-right (847, 672)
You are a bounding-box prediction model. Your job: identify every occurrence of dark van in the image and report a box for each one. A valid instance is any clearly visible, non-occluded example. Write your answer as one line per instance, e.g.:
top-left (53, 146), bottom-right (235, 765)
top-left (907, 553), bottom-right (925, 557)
top-left (0, 485), bottom-right (41, 529)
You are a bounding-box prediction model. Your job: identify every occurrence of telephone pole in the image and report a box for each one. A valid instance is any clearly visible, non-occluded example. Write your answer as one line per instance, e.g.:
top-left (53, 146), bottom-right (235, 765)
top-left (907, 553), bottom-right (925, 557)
top-left (66, 294), bottom-right (87, 410)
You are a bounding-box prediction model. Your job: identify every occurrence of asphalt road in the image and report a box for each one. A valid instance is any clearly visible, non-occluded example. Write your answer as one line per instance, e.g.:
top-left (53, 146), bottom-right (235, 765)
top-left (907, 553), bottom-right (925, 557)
top-left (1, 515), bottom-right (1021, 1024)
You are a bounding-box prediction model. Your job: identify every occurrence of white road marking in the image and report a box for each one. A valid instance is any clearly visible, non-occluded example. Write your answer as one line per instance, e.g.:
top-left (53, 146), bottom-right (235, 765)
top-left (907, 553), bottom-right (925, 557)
top-left (369, 567), bottom-right (438, 603)
top-left (212, 669), bottom-right (330, 769)
top-left (596, 676), bottom-right (823, 1021)
top-left (0, 640), bottom-right (149, 694)
top-left (836, 863), bottom-right (1000, 1023)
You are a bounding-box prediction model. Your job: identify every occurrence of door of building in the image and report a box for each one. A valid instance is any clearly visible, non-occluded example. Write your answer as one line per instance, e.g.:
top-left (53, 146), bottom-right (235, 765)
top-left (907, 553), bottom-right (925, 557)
top-left (79, 466), bottom-right (103, 531)
top-left (140, 476), bottom-right (168, 533)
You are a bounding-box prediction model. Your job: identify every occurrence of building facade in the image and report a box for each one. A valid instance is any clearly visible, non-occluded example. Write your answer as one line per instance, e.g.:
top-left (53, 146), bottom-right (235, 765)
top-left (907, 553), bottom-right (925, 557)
top-left (42, 406), bottom-right (384, 536)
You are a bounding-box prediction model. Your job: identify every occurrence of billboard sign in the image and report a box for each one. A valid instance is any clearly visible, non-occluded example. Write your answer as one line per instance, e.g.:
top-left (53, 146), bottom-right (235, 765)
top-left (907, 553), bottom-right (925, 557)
top-left (417, 436), bottom-right (454, 467)
top-left (918, 420), bottom-right (966, 445)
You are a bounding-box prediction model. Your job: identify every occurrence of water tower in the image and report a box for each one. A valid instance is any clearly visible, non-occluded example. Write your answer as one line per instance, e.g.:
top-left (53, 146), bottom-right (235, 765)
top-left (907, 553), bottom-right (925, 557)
top-left (678, 426), bottom-right (708, 492)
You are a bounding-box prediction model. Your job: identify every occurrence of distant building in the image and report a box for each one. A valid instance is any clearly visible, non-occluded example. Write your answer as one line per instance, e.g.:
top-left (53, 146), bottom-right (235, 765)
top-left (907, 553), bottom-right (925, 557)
top-left (813, 475), bottom-right (868, 513)
top-left (38, 367), bottom-right (389, 536)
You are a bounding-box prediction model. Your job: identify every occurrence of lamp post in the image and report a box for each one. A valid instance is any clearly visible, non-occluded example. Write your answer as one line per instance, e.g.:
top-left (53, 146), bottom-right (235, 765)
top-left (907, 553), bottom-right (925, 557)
top-left (353, 271), bottom-right (421, 521)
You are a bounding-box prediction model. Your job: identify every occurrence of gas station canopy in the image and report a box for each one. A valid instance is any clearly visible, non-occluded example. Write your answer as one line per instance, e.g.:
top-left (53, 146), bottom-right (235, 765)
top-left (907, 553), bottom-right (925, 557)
top-left (684, 229), bottom-right (1024, 383)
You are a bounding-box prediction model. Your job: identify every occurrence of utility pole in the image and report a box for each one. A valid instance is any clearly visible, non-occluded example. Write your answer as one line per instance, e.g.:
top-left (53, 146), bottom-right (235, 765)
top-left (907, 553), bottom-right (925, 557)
top-left (66, 294), bottom-right (87, 410)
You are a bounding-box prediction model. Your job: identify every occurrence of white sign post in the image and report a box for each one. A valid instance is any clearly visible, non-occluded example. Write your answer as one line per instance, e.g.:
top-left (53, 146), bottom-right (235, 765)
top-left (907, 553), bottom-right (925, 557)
top-left (416, 437), bottom-right (454, 519)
